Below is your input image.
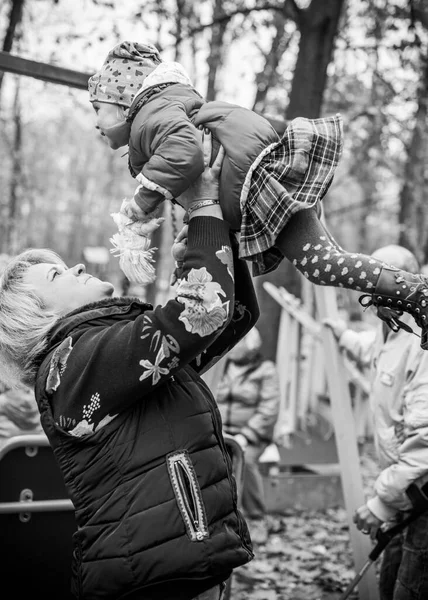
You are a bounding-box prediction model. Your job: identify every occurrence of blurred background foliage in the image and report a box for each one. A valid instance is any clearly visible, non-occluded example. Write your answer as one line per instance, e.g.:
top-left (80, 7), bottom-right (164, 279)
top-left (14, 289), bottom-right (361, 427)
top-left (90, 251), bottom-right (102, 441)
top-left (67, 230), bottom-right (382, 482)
top-left (1, 0), bottom-right (428, 356)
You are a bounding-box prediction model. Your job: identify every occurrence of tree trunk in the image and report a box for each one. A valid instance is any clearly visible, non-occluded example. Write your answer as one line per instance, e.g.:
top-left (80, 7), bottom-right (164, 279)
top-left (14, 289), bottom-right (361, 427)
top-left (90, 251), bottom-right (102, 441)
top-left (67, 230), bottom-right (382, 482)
top-left (352, 11), bottom-right (383, 255)
top-left (356, 184), bottom-right (374, 252)
top-left (252, 11), bottom-right (288, 113)
top-left (206, 0), bottom-right (228, 101)
top-left (287, 0), bottom-right (345, 120)
top-left (398, 52), bottom-right (428, 264)
top-left (254, 0), bottom-right (345, 360)
top-left (6, 76), bottom-right (22, 254)
top-left (174, 0), bottom-right (188, 61)
top-left (0, 0), bottom-right (25, 96)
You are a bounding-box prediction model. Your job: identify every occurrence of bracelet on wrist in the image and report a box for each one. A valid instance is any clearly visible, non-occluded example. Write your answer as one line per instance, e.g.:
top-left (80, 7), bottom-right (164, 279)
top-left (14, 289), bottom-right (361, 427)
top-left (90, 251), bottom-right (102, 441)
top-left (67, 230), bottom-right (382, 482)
top-left (187, 199), bottom-right (220, 216)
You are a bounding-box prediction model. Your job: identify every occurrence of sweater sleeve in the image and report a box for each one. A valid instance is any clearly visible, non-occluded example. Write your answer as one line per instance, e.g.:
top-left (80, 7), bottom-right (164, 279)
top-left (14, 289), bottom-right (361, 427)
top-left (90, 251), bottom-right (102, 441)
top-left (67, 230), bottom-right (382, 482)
top-left (132, 102), bottom-right (205, 214)
top-left (50, 217), bottom-right (236, 432)
top-left (190, 233), bottom-right (259, 375)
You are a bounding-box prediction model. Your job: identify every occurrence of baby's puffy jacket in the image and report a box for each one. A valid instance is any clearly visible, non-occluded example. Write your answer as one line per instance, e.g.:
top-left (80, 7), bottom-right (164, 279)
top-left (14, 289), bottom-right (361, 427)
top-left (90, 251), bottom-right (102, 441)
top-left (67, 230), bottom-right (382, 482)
top-left (127, 83), bottom-right (279, 230)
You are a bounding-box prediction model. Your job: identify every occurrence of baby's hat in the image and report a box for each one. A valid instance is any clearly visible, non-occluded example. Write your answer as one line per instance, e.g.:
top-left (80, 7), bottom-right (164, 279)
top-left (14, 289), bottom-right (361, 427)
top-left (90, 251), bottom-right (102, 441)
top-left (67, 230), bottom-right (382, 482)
top-left (88, 41), bottom-right (162, 108)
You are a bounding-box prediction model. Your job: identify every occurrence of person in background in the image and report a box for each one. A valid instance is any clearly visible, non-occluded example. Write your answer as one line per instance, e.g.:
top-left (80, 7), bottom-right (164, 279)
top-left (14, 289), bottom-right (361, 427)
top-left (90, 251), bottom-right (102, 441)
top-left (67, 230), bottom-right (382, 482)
top-left (216, 327), bottom-right (280, 545)
top-left (323, 244), bottom-right (428, 600)
top-left (0, 132), bottom-right (258, 600)
top-left (0, 383), bottom-right (43, 450)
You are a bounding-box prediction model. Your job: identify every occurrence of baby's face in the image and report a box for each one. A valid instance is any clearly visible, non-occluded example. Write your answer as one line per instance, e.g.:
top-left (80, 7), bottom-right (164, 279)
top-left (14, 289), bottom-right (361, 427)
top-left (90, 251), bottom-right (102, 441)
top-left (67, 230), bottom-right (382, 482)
top-left (92, 101), bottom-right (130, 150)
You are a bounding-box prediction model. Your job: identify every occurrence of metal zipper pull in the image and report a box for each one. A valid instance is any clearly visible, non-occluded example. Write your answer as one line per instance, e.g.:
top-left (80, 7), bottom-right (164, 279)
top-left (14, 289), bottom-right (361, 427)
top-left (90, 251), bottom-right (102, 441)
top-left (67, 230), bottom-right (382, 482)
top-left (194, 521), bottom-right (205, 541)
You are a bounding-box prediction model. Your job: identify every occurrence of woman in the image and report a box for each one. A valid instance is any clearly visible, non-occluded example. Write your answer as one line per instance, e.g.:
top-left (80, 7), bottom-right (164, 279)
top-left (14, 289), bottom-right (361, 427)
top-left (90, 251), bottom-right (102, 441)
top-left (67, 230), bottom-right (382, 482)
top-left (0, 133), bottom-right (258, 600)
top-left (216, 327), bottom-right (280, 545)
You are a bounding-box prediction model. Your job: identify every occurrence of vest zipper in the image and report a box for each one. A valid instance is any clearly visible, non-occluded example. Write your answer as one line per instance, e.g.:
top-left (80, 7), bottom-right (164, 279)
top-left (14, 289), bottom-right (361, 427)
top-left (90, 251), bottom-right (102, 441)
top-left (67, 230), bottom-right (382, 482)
top-left (174, 460), bottom-right (206, 541)
top-left (167, 451), bottom-right (209, 542)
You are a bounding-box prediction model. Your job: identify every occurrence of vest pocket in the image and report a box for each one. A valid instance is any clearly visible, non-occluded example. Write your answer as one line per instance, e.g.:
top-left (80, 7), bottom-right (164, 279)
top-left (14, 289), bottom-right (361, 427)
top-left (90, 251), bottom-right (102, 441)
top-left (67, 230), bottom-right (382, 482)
top-left (167, 450), bottom-right (209, 542)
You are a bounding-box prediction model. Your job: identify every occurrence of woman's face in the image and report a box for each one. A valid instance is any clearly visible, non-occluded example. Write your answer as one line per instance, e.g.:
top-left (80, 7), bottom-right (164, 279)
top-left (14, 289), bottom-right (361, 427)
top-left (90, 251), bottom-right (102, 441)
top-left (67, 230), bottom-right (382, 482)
top-left (92, 101), bottom-right (130, 150)
top-left (24, 262), bottom-right (115, 315)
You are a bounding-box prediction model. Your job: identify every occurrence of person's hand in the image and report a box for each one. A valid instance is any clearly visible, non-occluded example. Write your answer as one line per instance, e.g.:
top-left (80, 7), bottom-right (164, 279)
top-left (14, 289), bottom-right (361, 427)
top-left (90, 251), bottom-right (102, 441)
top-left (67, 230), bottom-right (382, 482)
top-left (127, 216), bottom-right (165, 237)
top-left (171, 224), bottom-right (188, 264)
top-left (322, 318), bottom-right (347, 341)
top-left (176, 128), bottom-right (225, 213)
top-left (234, 433), bottom-right (249, 452)
top-left (170, 224), bottom-right (188, 286)
top-left (0, 388), bottom-right (39, 430)
top-left (112, 199), bottom-right (165, 237)
top-left (121, 197), bottom-right (163, 224)
top-left (122, 197), bottom-right (148, 221)
top-left (353, 503), bottom-right (383, 541)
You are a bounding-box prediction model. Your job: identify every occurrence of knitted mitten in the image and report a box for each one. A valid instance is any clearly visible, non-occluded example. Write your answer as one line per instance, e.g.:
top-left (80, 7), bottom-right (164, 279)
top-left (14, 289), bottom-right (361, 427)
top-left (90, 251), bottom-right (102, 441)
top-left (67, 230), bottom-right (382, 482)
top-left (110, 199), bottom-right (165, 285)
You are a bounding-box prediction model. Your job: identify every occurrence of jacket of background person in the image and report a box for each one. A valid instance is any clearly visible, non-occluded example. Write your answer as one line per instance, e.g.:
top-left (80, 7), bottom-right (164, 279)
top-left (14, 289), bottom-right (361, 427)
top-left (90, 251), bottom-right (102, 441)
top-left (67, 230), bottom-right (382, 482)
top-left (338, 313), bottom-right (428, 521)
top-left (216, 357), bottom-right (280, 446)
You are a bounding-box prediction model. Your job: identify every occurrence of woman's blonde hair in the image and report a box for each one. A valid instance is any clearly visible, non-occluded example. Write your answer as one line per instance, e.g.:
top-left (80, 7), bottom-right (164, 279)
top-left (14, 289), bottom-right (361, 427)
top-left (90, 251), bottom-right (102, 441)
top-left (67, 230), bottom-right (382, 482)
top-left (0, 248), bottom-right (65, 387)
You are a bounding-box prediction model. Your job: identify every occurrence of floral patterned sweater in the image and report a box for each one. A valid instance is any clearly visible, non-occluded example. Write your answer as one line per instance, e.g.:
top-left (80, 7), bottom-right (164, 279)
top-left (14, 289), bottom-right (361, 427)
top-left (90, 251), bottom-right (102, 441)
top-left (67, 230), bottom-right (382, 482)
top-left (43, 216), bottom-right (259, 436)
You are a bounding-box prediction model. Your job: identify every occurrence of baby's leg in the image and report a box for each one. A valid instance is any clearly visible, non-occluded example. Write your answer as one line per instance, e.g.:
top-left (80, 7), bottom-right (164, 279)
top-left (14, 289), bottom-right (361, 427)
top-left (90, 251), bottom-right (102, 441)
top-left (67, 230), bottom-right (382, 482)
top-left (275, 208), bottom-right (428, 349)
top-left (275, 208), bottom-right (383, 291)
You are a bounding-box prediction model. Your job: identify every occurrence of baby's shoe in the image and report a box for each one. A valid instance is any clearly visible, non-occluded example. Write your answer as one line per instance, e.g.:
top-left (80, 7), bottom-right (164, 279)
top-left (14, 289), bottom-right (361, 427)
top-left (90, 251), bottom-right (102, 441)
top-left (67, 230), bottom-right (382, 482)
top-left (359, 265), bottom-right (428, 349)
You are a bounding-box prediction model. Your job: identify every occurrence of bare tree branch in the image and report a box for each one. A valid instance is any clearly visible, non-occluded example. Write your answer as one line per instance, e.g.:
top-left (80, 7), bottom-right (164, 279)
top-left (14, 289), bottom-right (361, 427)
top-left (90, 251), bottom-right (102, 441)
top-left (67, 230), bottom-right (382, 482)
top-left (1, 0), bottom-right (25, 53)
top-left (179, 2), bottom-right (297, 43)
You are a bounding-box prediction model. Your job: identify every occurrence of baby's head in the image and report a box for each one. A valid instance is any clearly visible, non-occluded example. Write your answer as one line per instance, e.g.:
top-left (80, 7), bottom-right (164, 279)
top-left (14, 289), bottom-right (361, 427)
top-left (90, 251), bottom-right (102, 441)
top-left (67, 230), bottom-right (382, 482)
top-left (89, 41), bottom-right (162, 149)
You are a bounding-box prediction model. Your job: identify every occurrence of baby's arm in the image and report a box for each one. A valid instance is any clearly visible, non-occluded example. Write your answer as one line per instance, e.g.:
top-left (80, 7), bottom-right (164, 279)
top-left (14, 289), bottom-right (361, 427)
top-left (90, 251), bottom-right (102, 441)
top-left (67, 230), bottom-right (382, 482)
top-left (131, 104), bottom-right (206, 217)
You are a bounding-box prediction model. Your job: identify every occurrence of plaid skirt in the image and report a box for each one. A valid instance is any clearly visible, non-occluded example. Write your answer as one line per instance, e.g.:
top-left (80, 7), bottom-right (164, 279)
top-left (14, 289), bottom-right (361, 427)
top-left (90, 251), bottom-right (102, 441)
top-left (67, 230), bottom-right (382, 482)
top-left (239, 113), bottom-right (343, 276)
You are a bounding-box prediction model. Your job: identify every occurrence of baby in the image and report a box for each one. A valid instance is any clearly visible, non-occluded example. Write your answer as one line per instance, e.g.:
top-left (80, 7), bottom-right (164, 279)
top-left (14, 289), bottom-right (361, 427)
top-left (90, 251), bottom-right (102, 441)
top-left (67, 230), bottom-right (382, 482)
top-left (88, 41), bottom-right (428, 348)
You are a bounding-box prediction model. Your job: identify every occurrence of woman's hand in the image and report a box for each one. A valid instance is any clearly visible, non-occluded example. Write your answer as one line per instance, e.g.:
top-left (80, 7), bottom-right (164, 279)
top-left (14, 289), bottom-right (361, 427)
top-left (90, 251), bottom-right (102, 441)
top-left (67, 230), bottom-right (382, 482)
top-left (170, 224), bottom-right (188, 285)
top-left (171, 225), bottom-right (188, 263)
top-left (176, 128), bottom-right (225, 214)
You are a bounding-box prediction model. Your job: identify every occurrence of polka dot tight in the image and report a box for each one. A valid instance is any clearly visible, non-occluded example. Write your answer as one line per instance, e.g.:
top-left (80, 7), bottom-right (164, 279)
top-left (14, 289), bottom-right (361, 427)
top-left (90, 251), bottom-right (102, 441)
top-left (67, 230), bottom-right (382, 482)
top-left (274, 208), bottom-right (385, 292)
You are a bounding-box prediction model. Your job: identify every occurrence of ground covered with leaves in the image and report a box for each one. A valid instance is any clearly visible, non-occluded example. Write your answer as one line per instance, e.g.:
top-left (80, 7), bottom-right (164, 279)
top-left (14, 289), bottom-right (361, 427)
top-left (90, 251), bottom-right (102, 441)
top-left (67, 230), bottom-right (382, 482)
top-left (229, 444), bottom-right (381, 600)
top-left (231, 509), bottom-right (361, 600)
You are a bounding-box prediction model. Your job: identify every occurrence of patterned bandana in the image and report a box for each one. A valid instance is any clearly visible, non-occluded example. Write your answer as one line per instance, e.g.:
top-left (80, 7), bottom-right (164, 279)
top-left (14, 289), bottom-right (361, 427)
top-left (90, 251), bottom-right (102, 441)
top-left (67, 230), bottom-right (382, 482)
top-left (88, 41), bottom-right (162, 108)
